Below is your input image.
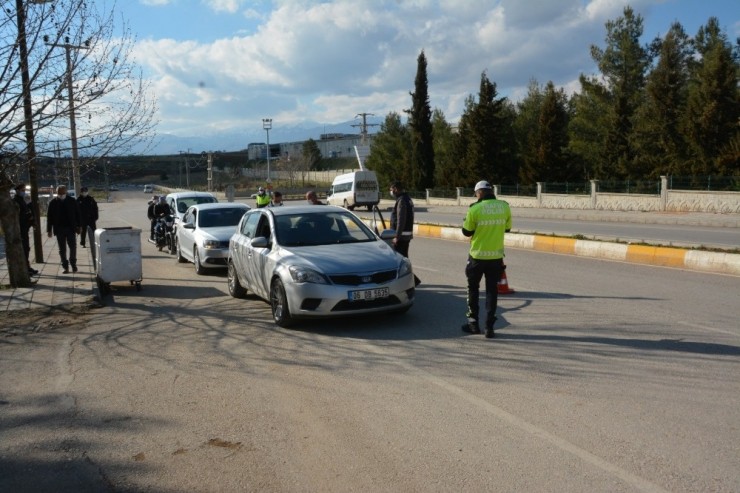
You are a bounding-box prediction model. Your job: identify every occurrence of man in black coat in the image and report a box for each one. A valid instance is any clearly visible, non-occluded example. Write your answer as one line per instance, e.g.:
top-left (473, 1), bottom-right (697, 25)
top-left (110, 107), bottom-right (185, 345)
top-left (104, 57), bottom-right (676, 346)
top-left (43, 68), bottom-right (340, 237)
top-left (389, 181), bottom-right (414, 257)
top-left (13, 183), bottom-right (37, 275)
top-left (77, 186), bottom-right (99, 248)
top-left (47, 185), bottom-right (81, 273)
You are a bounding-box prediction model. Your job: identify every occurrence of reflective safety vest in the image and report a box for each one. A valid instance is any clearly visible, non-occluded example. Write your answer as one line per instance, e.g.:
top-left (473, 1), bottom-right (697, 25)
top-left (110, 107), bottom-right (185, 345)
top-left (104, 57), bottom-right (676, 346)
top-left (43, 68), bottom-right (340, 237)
top-left (255, 193), bottom-right (270, 208)
top-left (463, 198), bottom-right (511, 259)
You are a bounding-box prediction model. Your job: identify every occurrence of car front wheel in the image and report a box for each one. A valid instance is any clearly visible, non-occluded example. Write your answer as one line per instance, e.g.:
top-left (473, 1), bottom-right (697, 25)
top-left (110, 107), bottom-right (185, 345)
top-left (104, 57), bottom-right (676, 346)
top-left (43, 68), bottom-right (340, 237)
top-left (227, 260), bottom-right (246, 298)
top-left (176, 238), bottom-right (187, 263)
top-left (270, 278), bottom-right (293, 327)
top-left (193, 247), bottom-right (205, 275)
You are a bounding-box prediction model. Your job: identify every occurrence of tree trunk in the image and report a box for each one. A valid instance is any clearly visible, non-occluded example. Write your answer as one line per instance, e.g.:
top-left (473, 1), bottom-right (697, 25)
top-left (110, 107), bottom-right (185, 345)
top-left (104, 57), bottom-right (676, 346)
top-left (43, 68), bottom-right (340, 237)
top-left (0, 189), bottom-right (32, 288)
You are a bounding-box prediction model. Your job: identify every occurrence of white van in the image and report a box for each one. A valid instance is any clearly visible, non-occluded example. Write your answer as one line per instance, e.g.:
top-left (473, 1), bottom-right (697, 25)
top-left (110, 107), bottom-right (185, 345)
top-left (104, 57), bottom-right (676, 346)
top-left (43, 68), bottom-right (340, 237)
top-left (143, 184), bottom-right (154, 193)
top-left (326, 170), bottom-right (380, 211)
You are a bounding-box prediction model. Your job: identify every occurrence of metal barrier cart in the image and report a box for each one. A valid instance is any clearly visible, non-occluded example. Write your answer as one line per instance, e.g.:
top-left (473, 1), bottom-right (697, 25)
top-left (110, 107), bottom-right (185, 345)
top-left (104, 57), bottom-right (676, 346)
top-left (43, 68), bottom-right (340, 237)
top-left (94, 227), bottom-right (143, 295)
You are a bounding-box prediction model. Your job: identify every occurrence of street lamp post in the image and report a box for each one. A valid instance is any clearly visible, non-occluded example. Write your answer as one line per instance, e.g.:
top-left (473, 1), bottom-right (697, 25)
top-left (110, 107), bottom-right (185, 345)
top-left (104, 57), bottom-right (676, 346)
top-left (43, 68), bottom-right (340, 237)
top-left (262, 118), bottom-right (272, 183)
top-left (15, 0), bottom-right (53, 263)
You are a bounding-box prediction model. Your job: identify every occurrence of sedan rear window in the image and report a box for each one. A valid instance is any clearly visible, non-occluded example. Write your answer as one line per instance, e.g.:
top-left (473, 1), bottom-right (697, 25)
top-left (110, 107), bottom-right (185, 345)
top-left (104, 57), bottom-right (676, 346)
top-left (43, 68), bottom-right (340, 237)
top-left (198, 208), bottom-right (246, 228)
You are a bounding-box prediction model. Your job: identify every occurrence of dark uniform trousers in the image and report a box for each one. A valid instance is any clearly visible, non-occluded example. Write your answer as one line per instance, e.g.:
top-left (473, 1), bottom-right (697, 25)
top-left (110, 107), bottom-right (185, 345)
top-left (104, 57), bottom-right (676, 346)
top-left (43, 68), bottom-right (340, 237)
top-left (465, 257), bottom-right (504, 329)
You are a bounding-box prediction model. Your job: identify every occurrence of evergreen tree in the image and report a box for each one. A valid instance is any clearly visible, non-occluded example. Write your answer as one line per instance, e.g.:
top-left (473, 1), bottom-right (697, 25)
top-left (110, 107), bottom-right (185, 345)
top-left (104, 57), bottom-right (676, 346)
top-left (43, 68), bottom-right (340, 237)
top-left (682, 18), bottom-right (740, 175)
top-left (406, 51), bottom-right (435, 190)
top-left (632, 22), bottom-right (692, 178)
top-left (515, 80), bottom-right (573, 183)
top-left (302, 138), bottom-right (322, 170)
top-left (514, 80), bottom-right (545, 184)
top-left (431, 108), bottom-right (459, 187)
top-left (569, 78), bottom-right (610, 179)
top-left (574, 6), bottom-right (651, 179)
top-left (365, 112), bottom-right (411, 188)
top-left (537, 82), bottom-right (573, 182)
top-left (457, 72), bottom-right (516, 185)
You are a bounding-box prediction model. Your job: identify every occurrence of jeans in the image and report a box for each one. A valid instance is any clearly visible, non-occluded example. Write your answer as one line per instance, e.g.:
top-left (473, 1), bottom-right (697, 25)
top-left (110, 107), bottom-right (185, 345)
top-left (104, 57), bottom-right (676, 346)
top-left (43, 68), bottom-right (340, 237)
top-left (465, 257), bottom-right (503, 329)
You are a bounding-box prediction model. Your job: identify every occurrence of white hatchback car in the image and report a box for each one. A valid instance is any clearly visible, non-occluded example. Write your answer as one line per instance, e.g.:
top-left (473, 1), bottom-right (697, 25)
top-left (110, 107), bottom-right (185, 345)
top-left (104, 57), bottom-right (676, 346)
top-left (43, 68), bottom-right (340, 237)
top-left (176, 202), bottom-right (250, 274)
top-left (227, 205), bottom-right (415, 327)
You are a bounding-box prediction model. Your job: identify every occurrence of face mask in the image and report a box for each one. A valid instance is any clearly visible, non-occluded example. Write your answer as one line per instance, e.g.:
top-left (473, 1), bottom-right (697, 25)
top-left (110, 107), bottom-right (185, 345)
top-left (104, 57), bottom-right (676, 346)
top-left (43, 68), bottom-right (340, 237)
top-left (58, 194), bottom-right (66, 200)
top-left (17, 191), bottom-right (25, 197)
top-left (81, 192), bottom-right (88, 197)
top-left (389, 190), bottom-right (396, 198)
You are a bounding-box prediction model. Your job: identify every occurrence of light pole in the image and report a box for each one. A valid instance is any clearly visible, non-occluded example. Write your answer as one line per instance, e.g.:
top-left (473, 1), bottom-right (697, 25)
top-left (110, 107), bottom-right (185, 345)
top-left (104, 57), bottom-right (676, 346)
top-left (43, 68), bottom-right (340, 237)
top-left (46, 36), bottom-right (89, 197)
top-left (15, 0), bottom-right (53, 263)
top-left (262, 118), bottom-right (272, 183)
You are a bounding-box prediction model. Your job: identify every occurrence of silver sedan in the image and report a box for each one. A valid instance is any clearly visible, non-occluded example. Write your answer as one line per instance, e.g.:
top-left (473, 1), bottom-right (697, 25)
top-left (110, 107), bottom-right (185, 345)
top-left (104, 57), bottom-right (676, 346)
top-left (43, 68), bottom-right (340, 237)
top-left (227, 205), bottom-right (415, 327)
top-left (176, 203), bottom-right (250, 274)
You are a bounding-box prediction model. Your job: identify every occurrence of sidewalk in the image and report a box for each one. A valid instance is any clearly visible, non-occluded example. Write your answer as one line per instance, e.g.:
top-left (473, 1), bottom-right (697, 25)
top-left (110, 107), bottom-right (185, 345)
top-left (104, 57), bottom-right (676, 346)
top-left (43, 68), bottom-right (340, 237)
top-left (0, 233), bottom-right (97, 312)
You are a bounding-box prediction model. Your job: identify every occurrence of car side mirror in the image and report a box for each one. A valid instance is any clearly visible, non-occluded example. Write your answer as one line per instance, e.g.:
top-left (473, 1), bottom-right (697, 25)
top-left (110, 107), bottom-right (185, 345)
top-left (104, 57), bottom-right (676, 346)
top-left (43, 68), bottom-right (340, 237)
top-left (379, 229), bottom-right (396, 240)
top-left (250, 236), bottom-right (269, 248)
top-left (183, 223), bottom-right (195, 230)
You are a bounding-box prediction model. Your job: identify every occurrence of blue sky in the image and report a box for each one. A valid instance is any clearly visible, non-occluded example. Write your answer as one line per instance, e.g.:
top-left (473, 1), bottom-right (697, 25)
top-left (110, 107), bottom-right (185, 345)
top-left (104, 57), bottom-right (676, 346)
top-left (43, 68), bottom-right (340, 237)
top-left (110, 0), bottom-right (739, 141)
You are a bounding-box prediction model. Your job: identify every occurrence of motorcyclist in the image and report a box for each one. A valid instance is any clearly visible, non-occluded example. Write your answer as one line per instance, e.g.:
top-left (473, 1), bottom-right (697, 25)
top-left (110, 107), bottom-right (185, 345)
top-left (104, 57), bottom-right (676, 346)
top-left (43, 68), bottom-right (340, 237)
top-left (147, 195), bottom-right (159, 240)
top-left (152, 196), bottom-right (170, 243)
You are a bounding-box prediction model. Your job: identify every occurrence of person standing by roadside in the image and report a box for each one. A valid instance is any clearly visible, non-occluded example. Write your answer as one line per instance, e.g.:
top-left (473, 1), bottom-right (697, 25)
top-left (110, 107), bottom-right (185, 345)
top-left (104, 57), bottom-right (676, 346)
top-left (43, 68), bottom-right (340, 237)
top-left (305, 190), bottom-right (324, 205)
top-left (389, 181), bottom-right (414, 257)
top-left (255, 187), bottom-right (271, 208)
top-left (12, 183), bottom-right (37, 275)
top-left (269, 190), bottom-right (284, 207)
top-left (77, 186), bottom-right (98, 248)
top-left (461, 180), bottom-right (511, 338)
top-left (47, 185), bottom-right (81, 274)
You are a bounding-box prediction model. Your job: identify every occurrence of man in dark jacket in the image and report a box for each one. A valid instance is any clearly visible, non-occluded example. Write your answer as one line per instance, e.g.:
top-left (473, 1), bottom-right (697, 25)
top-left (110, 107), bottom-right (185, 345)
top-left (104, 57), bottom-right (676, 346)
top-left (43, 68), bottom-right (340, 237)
top-left (389, 181), bottom-right (414, 257)
top-left (147, 195), bottom-right (159, 240)
top-left (13, 183), bottom-right (37, 275)
top-left (47, 185), bottom-right (81, 273)
top-left (77, 186), bottom-right (99, 248)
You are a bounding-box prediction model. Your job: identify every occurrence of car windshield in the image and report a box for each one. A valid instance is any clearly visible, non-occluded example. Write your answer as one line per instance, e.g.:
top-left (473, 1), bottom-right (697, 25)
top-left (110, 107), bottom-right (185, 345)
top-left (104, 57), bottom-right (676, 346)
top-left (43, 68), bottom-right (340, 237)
top-left (275, 211), bottom-right (377, 246)
top-left (178, 196), bottom-right (216, 213)
top-left (198, 208), bottom-right (246, 228)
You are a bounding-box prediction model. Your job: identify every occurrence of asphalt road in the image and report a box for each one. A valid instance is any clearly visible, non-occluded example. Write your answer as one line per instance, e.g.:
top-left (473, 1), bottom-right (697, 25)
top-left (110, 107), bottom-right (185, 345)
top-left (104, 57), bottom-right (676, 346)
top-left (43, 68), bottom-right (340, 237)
top-left (2, 193), bottom-right (738, 492)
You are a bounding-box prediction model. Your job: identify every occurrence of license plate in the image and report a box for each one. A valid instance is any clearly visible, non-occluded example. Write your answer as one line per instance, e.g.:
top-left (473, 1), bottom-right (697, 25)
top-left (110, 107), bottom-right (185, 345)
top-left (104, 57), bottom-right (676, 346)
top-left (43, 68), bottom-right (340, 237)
top-left (348, 287), bottom-right (389, 301)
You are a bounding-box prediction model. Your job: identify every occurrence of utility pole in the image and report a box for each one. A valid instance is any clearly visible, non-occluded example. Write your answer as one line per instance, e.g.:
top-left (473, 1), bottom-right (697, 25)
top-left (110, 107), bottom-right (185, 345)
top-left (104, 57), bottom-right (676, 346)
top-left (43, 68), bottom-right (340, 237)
top-left (206, 152), bottom-right (213, 192)
top-left (352, 113), bottom-right (379, 145)
top-left (46, 36), bottom-right (90, 197)
top-left (262, 119), bottom-right (272, 183)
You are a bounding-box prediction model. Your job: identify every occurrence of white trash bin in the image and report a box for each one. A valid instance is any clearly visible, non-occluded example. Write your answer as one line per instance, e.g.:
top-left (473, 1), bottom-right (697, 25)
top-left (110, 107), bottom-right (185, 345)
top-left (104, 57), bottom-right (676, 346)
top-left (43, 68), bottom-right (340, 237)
top-left (94, 227), bottom-right (143, 295)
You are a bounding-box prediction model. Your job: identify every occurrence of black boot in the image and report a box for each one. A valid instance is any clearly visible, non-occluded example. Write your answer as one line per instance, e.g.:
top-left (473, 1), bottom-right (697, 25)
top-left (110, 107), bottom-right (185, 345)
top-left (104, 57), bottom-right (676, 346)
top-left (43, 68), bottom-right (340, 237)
top-left (461, 320), bottom-right (480, 334)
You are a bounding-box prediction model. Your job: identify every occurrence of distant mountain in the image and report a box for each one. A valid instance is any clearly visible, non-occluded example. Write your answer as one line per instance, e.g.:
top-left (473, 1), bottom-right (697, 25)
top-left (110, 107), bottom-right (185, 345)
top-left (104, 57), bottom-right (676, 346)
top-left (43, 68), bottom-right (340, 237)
top-left (141, 119), bottom-right (378, 156)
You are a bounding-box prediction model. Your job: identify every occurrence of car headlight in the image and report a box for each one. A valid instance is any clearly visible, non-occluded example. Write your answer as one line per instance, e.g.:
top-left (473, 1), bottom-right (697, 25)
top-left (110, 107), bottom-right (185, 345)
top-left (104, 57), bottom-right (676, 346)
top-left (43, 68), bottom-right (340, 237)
top-left (288, 265), bottom-right (328, 284)
top-left (202, 239), bottom-right (220, 249)
top-left (398, 258), bottom-right (412, 278)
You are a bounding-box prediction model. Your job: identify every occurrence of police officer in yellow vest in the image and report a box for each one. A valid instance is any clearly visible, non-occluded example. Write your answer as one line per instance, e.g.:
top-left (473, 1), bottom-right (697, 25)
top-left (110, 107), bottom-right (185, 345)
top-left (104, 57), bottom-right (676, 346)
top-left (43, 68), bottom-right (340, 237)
top-left (461, 180), bottom-right (512, 338)
top-left (255, 186), bottom-right (271, 208)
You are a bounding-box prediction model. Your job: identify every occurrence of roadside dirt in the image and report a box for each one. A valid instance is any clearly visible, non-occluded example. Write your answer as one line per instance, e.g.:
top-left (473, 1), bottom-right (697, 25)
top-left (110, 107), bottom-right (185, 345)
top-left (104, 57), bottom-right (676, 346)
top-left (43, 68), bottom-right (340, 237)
top-left (2, 304), bottom-right (94, 337)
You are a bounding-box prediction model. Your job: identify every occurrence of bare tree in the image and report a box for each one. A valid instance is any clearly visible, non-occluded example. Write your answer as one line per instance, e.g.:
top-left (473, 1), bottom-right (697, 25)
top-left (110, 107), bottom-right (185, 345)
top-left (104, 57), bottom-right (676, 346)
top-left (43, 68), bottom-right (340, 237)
top-left (1, 0), bottom-right (157, 287)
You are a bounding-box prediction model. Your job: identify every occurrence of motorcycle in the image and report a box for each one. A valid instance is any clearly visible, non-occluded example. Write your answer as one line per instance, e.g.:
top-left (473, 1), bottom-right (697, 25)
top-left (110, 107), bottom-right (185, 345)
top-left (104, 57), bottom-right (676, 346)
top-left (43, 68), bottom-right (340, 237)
top-left (154, 213), bottom-right (175, 253)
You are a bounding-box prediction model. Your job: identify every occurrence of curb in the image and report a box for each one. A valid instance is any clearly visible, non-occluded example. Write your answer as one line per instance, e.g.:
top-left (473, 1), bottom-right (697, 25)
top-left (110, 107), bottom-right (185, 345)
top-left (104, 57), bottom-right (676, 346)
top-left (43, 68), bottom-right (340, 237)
top-left (369, 221), bottom-right (740, 276)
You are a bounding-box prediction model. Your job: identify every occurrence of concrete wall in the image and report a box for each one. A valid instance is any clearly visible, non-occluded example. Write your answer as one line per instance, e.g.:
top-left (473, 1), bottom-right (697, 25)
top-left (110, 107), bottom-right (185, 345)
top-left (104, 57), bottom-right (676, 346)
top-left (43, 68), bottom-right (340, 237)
top-left (427, 177), bottom-right (739, 214)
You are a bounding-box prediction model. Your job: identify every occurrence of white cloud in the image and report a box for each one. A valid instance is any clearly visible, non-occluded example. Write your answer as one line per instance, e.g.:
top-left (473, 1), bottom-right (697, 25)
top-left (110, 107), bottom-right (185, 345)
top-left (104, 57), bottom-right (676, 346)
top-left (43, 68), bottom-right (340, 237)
top-left (125, 0), bottom-right (735, 139)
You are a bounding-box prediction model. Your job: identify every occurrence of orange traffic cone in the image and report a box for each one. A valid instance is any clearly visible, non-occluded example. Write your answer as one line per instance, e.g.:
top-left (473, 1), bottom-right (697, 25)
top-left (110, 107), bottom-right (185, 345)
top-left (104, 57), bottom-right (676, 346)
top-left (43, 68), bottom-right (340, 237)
top-left (497, 264), bottom-right (515, 295)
